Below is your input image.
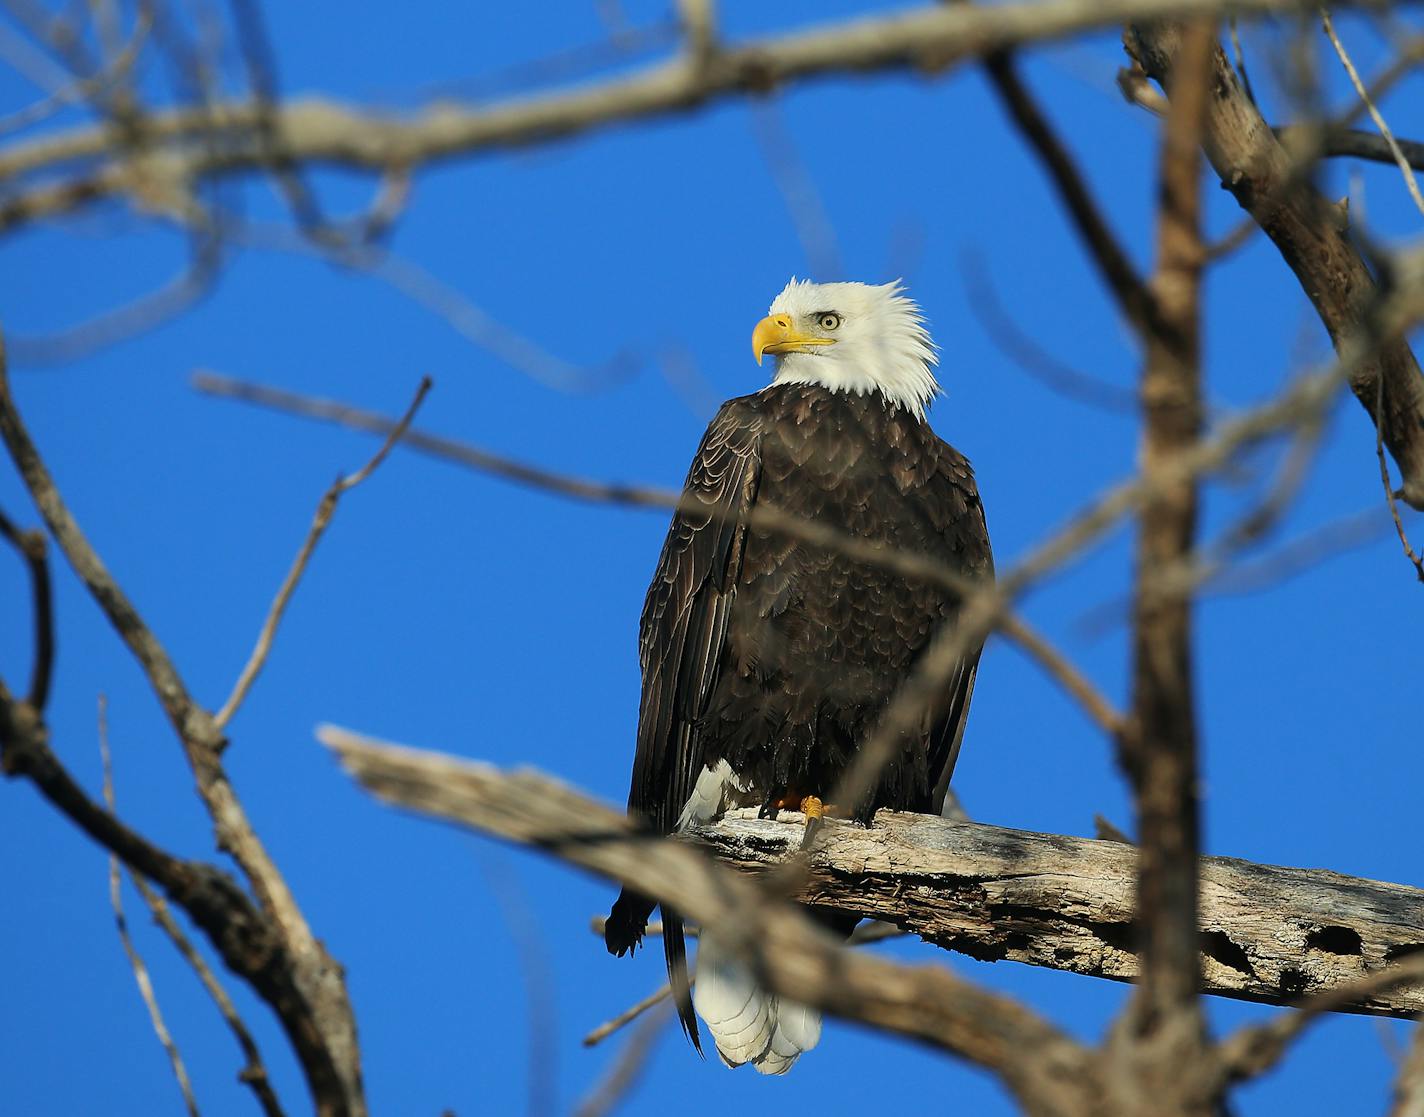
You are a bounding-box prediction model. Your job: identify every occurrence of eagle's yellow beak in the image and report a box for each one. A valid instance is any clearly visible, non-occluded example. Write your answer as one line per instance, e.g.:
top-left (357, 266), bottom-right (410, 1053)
top-left (752, 314), bottom-right (836, 365)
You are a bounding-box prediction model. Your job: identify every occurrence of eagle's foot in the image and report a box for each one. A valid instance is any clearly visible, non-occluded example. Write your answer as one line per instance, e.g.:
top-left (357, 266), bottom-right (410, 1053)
top-left (798, 795), bottom-right (836, 850)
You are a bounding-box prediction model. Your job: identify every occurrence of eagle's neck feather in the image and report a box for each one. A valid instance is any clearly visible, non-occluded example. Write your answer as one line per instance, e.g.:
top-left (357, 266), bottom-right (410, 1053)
top-left (771, 352), bottom-right (938, 419)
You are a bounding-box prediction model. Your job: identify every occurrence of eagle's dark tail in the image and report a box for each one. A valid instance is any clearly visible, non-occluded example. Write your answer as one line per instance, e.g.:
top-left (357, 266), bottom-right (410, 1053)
top-left (661, 909), bottom-right (702, 1052)
top-left (604, 889), bottom-right (702, 1053)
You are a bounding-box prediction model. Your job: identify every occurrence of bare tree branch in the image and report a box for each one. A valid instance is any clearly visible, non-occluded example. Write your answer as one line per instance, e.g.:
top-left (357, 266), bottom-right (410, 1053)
top-left (750, 101), bottom-right (843, 280)
top-left (1375, 367), bottom-right (1424, 581)
top-left (962, 249), bottom-right (1138, 414)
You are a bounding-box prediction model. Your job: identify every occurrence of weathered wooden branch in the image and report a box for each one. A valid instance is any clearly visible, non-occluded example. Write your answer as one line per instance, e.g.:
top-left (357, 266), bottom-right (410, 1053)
top-left (324, 728), bottom-right (1424, 1020)
top-left (1126, 24), bottom-right (1424, 511)
top-left (702, 808), bottom-right (1424, 1019)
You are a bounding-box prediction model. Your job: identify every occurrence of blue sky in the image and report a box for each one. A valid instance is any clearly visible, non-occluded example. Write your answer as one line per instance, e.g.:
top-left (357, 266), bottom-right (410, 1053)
top-left (1, 3), bottom-right (1421, 1115)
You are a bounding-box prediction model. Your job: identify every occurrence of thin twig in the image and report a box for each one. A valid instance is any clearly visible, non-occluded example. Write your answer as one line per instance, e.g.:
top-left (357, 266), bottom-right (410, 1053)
top-left (1274, 126), bottom-right (1424, 173)
top-left (99, 695), bottom-right (202, 1117)
top-left (1391, 1019), bottom-right (1424, 1117)
top-left (1374, 364), bottom-right (1424, 581)
top-left (0, 2), bottom-right (151, 138)
top-left (7, 226), bottom-right (222, 366)
top-left (1228, 16), bottom-right (1257, 105)
top-left (0, 503), bottom-right (53, 709)
top-left (213, 376), bottom-right (432, 730)
top-left (1322, 10), bottom-right (1424, 221)
top-left (1203, 504), bottom-right (1391, 595)
top-left (584, 983), bottom-right (675, 1048)
top-left (1094, 814), bottom-right (1134, 843)
top-left (475, 853), bottom-right (557, 1117)
top-left (128, 873), bottom-right (287, 1117)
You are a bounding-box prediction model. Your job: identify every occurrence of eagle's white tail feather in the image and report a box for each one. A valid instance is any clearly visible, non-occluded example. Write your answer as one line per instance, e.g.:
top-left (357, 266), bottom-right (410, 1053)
top-left (692, 933), bottom-right (822, 1074)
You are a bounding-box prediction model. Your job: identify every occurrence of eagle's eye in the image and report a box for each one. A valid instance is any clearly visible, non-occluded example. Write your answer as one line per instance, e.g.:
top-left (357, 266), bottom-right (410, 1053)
top-left (817, 312), bottom-right (841, 331)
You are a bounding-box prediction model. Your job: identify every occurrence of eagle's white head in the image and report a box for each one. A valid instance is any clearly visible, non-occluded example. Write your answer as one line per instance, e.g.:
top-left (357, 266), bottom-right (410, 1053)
top-left (752, 278), bottom-right (939, 419)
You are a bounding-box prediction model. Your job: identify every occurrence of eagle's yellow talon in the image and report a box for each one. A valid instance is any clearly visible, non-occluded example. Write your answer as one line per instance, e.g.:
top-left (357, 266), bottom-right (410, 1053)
top-left (799, 795), bottom-right (824, 821)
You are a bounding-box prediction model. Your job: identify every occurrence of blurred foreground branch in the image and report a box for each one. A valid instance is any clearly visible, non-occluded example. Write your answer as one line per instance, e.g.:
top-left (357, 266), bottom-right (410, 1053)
top-left (0, 0), bottom-right (1389, 236)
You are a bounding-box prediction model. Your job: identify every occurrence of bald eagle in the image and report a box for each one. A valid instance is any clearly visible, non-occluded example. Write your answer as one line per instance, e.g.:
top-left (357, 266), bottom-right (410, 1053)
top-left (604, 279), bottom-right (992, 1073)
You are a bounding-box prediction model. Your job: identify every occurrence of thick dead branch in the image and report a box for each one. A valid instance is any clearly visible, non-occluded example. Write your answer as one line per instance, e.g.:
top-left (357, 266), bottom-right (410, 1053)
top-left (324, 727), bottom-right (1101, 1117)
top-left (1125, 24), bottom-right (1424, 510)
top-left (324, 730), bottom-right (1424, 1023)
top-left (0, 0), bottom-right (1388, 235)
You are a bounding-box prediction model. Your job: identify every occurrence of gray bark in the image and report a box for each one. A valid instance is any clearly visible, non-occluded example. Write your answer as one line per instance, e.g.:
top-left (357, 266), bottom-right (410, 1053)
top-left (697, 808), bottom-right (1424, 1017)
